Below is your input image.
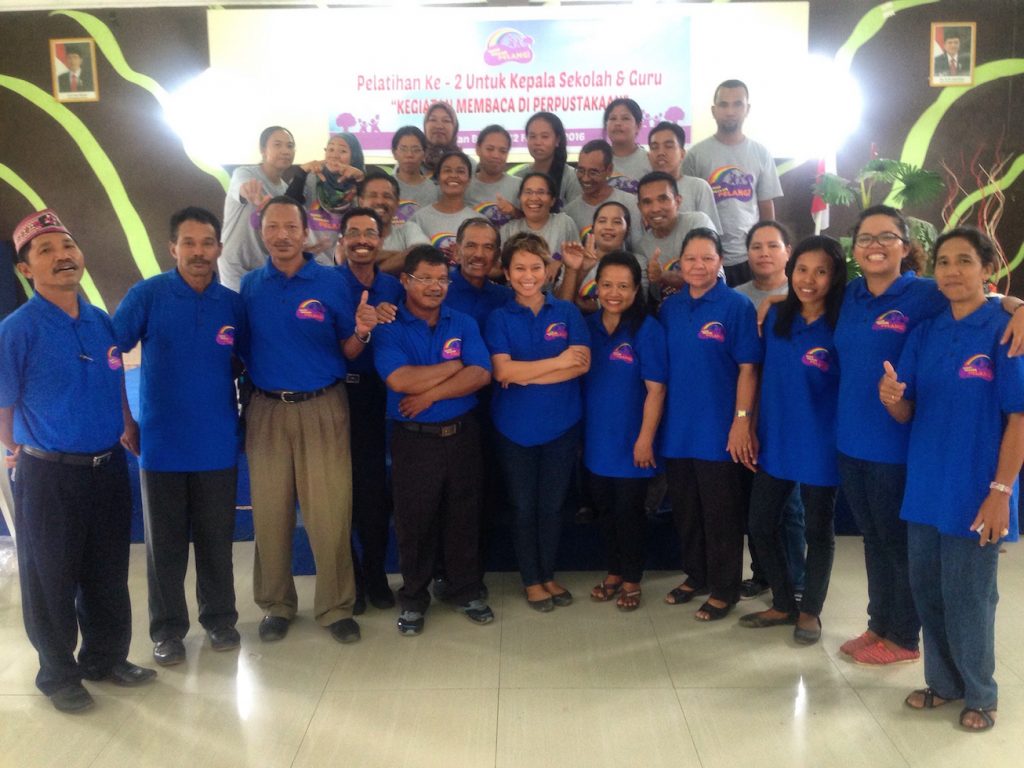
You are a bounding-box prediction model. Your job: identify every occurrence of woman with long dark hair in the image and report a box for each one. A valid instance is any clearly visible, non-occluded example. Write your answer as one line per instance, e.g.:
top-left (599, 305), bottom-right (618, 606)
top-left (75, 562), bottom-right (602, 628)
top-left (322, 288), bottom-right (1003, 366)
top-left (740, 236), bottom-right (846, 645)
top-left (583, 252), bottom-right (666, 611)
top-left (558, 201), bottom-right (635, 313)
top-left (515, 112), bottom-right (581, 209)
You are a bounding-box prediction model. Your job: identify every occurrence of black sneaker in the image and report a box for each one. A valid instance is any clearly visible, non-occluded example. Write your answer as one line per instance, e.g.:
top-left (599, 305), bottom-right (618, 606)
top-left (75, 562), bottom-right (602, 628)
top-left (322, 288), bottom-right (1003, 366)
top-left (328, 618), bottom-right (361, 644)
top-left (431, 577), bottom-right (449, 602)
top-left (397, 610), bottom-right (425, 636)
top-left (739, 579), bottom-right (769, 600)
top-left (456, 599), bottom-right (494, 625)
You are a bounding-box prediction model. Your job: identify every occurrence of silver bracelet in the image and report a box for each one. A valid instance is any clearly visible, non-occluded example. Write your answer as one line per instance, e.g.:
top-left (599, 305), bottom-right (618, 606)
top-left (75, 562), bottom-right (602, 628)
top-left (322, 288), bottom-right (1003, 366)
top-left (989, 481), bottom-right (1013, 495)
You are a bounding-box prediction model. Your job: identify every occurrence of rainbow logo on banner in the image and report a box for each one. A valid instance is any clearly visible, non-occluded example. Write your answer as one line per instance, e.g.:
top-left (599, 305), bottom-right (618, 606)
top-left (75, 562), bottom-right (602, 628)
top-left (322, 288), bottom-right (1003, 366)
top-left (484, 27), bottom-right (534, 66)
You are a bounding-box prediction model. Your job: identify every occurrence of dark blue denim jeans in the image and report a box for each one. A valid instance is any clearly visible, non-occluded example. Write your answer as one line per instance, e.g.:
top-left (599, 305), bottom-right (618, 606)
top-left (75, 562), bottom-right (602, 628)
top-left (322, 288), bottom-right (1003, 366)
top-left (748, 471), bottom-right (835, 617)
top-left (837, 453), bottom-right (920, 650)
top-left (495, 423), bottom-right (581, 587)
top-left (908, 523), bottom-right (999, 710)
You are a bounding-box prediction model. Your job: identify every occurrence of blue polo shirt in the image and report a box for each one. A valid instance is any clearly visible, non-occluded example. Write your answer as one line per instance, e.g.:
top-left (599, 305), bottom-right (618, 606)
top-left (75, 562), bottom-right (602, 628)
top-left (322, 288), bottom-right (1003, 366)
top-left (374, 303), bottom-right (491, 423)
top-left (113, 269), bottom-right (244, 472)
top-left (834, 273), bottom-right (946, 463)
top-left (485, 294), bottom-right (588, 447)
top-left (240, 256), bottom-right (354, 391)
top-left (583, 313), bottom-right (667, 478)
top-left (337, 263), bottom-right (403, 377)
top-left (659, 281), bottom-right (762, 461)
top-left (758, 307), bottom-right (840, 487)
top-left (899, 300), bottom-right (1023, 541)
top-left (0, 294), bottom-right (123, 453)
top-left (443, 268), bottom-right (512, 331)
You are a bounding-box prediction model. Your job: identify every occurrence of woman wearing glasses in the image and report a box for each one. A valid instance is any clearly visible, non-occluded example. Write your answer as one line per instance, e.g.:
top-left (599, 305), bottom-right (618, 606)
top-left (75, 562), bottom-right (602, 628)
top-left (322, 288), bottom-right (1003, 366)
top-left (499, 173), bottom-right (580, 268)
top-left (485, 233), bottom-right (590, 612)
top-left (391, 126), bottom-right (437, 221)
top-left (835, 205), bottom-right (1024, 665)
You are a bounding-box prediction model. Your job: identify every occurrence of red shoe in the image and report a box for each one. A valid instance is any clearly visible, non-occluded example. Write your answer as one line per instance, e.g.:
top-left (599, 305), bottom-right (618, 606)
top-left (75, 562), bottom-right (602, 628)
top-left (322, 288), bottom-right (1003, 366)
top-left (839, 631), bottom-right (877, 656)
top-left (851, 641), bottom-right (920, 666)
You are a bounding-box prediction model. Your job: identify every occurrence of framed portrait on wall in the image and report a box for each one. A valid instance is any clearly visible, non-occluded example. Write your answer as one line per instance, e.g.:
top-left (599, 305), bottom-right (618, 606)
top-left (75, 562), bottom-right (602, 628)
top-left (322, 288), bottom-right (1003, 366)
top-left (50, 37), bottom-right (99, 102)
top-left (930, 22), bottom-right (975, 87)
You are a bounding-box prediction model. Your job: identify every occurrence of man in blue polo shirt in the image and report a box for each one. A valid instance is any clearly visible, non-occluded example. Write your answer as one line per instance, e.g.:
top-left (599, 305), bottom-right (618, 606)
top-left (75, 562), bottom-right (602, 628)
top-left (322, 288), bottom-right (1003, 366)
top-left (374, 245), bottom-right (494, 635)
top-left (113, 207), bottom-right (245, 666)
top-left (0, 210), bottom-right (155, 713)
top-left (334, 206), bottom-right (403, 614)
top-left (240, 196), bottom-right (378, 645)
top-left (444, 217), bottom-right (511, 330)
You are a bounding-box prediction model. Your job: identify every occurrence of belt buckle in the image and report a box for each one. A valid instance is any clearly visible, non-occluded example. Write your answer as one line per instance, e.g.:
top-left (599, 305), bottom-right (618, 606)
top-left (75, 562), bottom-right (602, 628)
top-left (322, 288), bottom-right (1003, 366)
top-left (345, 374), bottom-right (361, 384)
top-left (440, 424), bottom-right (457, 438)
top-left (280, 391), bottom-right (299, 404)
top-left (92, 452), bottom-right (110, 468)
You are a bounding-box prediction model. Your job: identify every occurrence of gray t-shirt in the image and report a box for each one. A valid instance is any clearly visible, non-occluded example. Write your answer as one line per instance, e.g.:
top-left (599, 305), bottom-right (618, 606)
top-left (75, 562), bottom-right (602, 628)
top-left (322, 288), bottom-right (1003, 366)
top-left (409, 205), bottom-right (478, 261)
top-left (466, 174), bottom-right (522, 227)
top-left (610, 147), bottom-right (652, 194)
top-left (396, 176), bottom-right (438, 222)
top-left (514, 163), bottom-right (583, 208)
top-left (220, 165), bottom-right (288, 292)
top-left (562, 188), bottom-right (644, 247)
top-left (678, 175), bottom-right (723, 233)
top-left (735, 280), bottom-right (788, 308)
top-left (682, 136), bottom-right (783, 266)
top-left (382, 220), bottom-right (429, 253)
top-left (636, 210), bottom-right (717, 300)
top-left (500, 212), bottom-right (580, 261)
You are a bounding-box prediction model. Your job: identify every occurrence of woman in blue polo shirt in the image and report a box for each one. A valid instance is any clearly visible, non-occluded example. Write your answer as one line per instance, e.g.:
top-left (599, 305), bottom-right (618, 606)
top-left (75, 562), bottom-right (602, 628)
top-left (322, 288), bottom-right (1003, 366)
top-left (485, 232), bottom-right (590, 611)
top-left (659, 228), bottom-right (762, 621)
top-left (880, 227), bottom-right (1023, 732)
top-left (583, 252), bottom-right (666, 611)
top-left (739, 236), bottom-right (846, 645)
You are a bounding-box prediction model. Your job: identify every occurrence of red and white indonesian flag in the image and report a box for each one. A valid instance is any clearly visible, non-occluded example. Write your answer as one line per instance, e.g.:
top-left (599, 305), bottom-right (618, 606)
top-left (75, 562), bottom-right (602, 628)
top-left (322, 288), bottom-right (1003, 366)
top-left (811, 156), bottom-right (834, 234)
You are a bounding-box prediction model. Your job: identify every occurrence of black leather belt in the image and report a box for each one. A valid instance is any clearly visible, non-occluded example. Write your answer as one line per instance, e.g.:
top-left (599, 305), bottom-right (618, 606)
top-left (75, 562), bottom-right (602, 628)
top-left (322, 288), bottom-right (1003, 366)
top-left (397, 419), bottom-right (464, 438)
top-left (256, 383), bottom-right (335, 404)
top-left (22, 444), bottom-right (116, 467)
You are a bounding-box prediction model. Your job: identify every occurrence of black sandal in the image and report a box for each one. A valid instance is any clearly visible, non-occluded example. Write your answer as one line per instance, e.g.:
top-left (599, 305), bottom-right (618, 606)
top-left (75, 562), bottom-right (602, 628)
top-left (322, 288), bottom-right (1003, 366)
top-left (904, 688), bottom-right (954, 710)
top-left (665, 581), bottom-right (707, 605)
top-left (695, 600), bottom-right (733, 622)
top-left (959, 706), bottom-right (996, 731)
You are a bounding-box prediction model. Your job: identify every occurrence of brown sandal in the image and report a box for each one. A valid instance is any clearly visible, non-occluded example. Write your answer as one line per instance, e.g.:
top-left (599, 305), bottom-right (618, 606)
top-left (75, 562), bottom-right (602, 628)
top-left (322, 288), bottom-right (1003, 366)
top-left (590, 579), bottom-right (622, 602)
top-left (617, 588), bottom-right (641, 612)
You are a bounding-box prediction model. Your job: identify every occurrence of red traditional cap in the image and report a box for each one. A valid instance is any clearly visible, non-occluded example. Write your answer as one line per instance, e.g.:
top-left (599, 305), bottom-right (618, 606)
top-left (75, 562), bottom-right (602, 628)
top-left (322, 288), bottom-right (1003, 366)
top-left (12, 209), bottom-right (72, 254)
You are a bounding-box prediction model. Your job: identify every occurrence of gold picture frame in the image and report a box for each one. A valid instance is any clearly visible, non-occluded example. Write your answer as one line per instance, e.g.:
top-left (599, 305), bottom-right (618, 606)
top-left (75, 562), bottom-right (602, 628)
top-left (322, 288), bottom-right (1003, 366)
top-left (51, 37), bottom-right (99, 103)
top-left (929, 22), bottom-right (976, 87)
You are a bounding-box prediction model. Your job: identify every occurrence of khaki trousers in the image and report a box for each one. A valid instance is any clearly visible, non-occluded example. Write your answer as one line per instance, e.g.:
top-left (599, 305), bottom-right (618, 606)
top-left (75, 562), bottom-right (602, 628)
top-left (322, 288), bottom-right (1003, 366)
top-left (246, 386), bottom-right (354, 625)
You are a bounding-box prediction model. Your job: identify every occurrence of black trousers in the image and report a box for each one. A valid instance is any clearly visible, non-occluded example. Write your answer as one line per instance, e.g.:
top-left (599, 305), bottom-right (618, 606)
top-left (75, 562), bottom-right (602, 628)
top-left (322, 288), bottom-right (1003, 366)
top-left (588, 472), bottom-right (649, 583)
top-left (748, 470), bottom-right (836, 616)
top-left (14, 449), bottom-right (133, 695)
top-left (666, 458), bottom-right (748, 604)
top-left (141, 467), bottom-right (238, 642)
top-left (390, 414), bottom-right (483, 612)
top-left (346, 374), bottom-right (392, 597)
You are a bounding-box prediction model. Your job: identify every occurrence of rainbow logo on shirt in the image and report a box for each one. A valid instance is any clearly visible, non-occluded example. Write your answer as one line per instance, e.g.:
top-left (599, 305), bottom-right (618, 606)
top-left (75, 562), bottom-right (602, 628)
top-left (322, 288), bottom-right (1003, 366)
top-left (872, 309), bottom-right (908, 333)
top-left (441, 337), bottom-right (463, 360)
top-left (106, 346), bottom-right (122, 370)
top-left (608, 175), bottom-right (638, 194)
top-left (610, 343), bottom-right (636, 363)
top-left (698, 321), bottom-right (726, 342)
top-left (544, 322), bottom-right (569, 340)
top-left (484, 28), bottom-right (534, 66)
top-left (801, 347), bottom-right (831, 372)
top-left (578, 278), bottom-right (598, 300)
top-left (215, 325), bottom-right (235, 346)
top-left (296, 299), bottom-right (326, 322)
top-left (708, 165), bottom-right (754, 203)
top-left (430, 233), bottom-right (458, 265)
top-left (578, 224), bottom-right (593, 241)
top-left (473, 201), bottom-right (510, 227)
top-left (959, 354), bottom-right (994, 381)
top-left (395, 200), bottom-right (419, 222)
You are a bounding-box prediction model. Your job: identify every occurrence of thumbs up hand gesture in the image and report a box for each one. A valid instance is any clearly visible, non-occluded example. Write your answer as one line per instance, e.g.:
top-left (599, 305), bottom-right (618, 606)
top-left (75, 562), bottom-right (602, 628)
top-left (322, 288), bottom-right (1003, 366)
top-left (355, 290), bottom-right (379, 336)
top-left (878, 360), bottom-right (907, 406)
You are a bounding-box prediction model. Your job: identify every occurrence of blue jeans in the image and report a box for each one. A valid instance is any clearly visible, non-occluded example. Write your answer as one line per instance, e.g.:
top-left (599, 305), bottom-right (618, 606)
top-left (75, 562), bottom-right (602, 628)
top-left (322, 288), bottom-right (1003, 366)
top-left (782, 487), bottom-right (806, 591)
top-left (496, 423), bottom-right (580, 587)
top-left (908, 523), bottom-right (999, 710)
top-left (838, 453), bottom-right (920, 650)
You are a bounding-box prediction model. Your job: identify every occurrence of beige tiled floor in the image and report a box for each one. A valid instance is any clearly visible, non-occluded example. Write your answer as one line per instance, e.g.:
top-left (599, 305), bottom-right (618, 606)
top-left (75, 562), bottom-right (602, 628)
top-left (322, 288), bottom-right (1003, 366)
top-left (0, 538), bottom-right (1019, 768)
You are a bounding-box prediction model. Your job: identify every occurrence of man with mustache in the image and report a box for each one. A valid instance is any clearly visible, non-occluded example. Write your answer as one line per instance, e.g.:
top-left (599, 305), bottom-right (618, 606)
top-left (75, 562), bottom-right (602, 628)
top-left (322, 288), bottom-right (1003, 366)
top-left (113, 207), bottom-right (245, 666)
top-left (0, 210), bottom-right (156, 712)
top-left (374, 245), bottom-right (494, 635)
top-left (334, 207), bottom-right (403, 614)
top-left (240, 196), bottom-right (378, 645)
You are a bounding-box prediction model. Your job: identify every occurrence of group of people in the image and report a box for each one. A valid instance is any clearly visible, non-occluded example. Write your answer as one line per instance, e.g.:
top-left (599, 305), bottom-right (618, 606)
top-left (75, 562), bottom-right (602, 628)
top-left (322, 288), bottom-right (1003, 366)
top-left (0, 80), bottom-right (1019, 735)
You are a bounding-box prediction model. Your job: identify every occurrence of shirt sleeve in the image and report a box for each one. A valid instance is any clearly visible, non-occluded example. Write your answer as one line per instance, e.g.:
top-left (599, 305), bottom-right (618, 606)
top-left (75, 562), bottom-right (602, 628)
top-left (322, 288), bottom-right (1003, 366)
top-left (690, 178), bottom-right (723, 232)
top-left (566, 302), bottom-right (589, 346)
top-left (227, 166), bottom-right (259, 203)
top-left (730, 298), bottom-right (764, 364)
top-left (0, 319), bottom-right (26, 408)
top-left (681, 151), bottom-right (698, 178)
top-left (331, 274), bottom-right (357, 341)
top-left (638, 318), bottom-right (668, 384)
top-left (756, 146), bottom-right (783, 201)
top-left (111, 282), bottom-right (148, 352)
top-left (897, 323), bottom-right (925, 401)
top-left (372, 324), bottom-right (410, 383)
top-left (484, 308), bottom-right (512, 356)
top-left (458, 315), bottom-right (492, 372)
top-left (997, 325), bottom-right (1024, 414)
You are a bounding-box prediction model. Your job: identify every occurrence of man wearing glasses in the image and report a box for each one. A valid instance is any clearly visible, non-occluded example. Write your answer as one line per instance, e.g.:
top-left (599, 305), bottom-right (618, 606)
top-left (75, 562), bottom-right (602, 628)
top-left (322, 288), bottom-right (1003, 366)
top-left (563, 139), bottom-right (644, 244)
top-left (373, 245), bottom-right (494, 635)
top-left (334, 207), bottom-right (403, 614)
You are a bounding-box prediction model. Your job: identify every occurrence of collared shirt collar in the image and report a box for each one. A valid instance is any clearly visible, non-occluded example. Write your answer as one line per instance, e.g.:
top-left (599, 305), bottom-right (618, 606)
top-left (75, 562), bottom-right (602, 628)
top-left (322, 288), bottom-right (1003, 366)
top-left (687, 279), bottom-right (726, 304)
top-left (396, 301), bottom-right (451, 327)
top-left (264, 253), bottom-right (318, 281)
top-left (31, 292), bottom-right (94, 325)
top-left (506, 292), bottom-right (555, 314)
top-left (169, 267), bottom-right (222, 299)
top-left (852, 270), bottom-right (918, 301)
